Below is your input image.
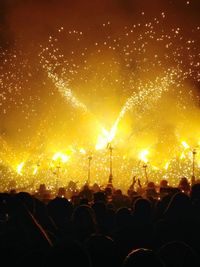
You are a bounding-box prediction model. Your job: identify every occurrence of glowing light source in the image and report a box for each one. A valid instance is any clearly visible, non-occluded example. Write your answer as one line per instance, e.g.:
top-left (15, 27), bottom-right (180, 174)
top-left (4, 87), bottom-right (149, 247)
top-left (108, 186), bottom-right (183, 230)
top-left (164, 162), bottom-right (169, 170)
top-left (139, 149), bottom-right (149, 163)
top-left (95, 124), bottom-right (118, 150)
top-left (182, 141), bottom-right (190, 149)
top-left (33, 166), bottom-right (38, 175)
top-left (1, 13), bottom-right (200, 193)
top-left (80, 148), bottom-right (86, 154)
top-left (52, 152), bottom-right (70, 163)
top-left (152, 166), bottom-right (159, 170)
top-left (17, 162), bottom-right (24, 176)
top-left (180, 151), bottom-right (186, 160)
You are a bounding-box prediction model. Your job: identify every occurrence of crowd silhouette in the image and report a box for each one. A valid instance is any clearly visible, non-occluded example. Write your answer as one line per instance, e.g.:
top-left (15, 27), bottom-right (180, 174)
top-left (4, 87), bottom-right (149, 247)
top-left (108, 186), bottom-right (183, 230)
top-left (0, 177), bottom-right (200, 266)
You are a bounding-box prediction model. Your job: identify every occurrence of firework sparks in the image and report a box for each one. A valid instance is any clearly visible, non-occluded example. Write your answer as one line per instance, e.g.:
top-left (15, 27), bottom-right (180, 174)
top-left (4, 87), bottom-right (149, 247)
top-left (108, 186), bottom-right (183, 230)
top-left (33, 166), bottom-right (38, 175)
top-left (139, 149), bottom-right (149, 163)
top-left (0, 3), bottom-right (199, 193)
top-left (17, 162), bottom-right (25, 176)
top-left (52, 152), bottom-right (70, 163)
top-left (182, 141), bottom-right (190, 149)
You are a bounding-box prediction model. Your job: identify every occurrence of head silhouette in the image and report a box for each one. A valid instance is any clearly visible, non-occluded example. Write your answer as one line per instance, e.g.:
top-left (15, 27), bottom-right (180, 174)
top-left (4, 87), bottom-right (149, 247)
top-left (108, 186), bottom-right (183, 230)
top-left (164, 192), bottom-right (191, 221)
top-left (133, 198), bottom-right (152, 220)
top-left (123, 248), bottom-right (164, 267)
top-left (85, 234), bottom-right (119, 267)
top-left (158, 241), bottom-right (199, 267)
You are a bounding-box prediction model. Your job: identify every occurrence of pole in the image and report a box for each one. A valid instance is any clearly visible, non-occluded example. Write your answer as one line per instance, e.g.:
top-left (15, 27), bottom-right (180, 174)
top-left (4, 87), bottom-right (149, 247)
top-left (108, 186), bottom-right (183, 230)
top-left (192, 149), bottom-right (196, 185)
top-left (87, 155), bottom-right (92, 185)
top-left (33, 162), bottom-right (40, 191)
top-left (107, 142), bottom-right (113, 185)
top-left (143, 164), bottom-right (148, 185)
top-left (56, 161), bottom-right (61, 195)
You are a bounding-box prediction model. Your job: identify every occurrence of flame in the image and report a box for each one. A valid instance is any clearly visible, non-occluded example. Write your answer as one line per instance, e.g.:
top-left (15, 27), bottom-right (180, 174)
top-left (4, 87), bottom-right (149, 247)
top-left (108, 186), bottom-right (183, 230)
top-left (17, 162), bottom-right (24, 175)
top-left (138, 149), bottom-right (149, 163)
top-left (52, 152), bottom-right (70, 163)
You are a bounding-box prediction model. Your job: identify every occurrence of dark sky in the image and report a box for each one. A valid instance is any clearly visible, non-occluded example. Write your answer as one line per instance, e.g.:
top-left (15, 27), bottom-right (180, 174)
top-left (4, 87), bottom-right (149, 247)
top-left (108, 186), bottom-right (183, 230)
top-left (0, 0), bottom-right (199, 50)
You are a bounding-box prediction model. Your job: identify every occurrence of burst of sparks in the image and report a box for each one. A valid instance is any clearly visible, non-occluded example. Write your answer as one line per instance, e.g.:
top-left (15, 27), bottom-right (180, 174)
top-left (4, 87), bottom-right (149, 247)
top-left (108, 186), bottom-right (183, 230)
top-left (139, 149), bottom-right (149, 163)
top-left (17, 162), bottom-right (25, 176)
top-left (0, 10), bottom-right (199, 193)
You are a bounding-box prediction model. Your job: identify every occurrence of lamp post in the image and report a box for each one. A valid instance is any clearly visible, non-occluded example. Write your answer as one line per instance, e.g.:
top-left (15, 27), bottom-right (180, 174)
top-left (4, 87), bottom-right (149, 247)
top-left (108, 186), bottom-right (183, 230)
top-left (33, 162), bottom-right (40, 191)
top-left (107, 142), bottom-right (113, 186)
top-left (87, 155), bottom-right (92, 185)
top-left (191, 148), bottom-right (197, 186)
top-left (143, 163), bottom-right (148, 185)
top-left (55, 161), bottom-right (61, 195)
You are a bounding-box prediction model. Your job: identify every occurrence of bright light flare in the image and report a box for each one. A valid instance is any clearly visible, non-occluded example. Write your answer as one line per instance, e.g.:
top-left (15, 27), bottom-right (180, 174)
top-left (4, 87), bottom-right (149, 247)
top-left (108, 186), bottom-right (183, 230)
top-left (52, 152), bottom-right (70, 163)
top-left (17, 162), bottom-right (24, 176)
top-left (180, 151), bottom-right (186, 160)
top-left (182, 141), bottom-right (190, 149)
top-left (80, 148), bottom-right (86, 154)
top-left (33, 166), bottom-right (38, 175)
top-left (95, 122), bottom-right (118, 150)
top-left (164, 162), bottom-right (169, 170)
top-left (138, 149), bottom-right (149, 163)
top-left (152, 166), bottom-right (159, 170)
